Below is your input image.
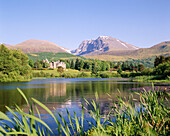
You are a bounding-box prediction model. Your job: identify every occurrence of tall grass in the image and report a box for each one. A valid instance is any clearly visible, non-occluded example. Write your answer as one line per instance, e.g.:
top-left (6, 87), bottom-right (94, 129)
top-left (0, 87), bottom-right (169, 135)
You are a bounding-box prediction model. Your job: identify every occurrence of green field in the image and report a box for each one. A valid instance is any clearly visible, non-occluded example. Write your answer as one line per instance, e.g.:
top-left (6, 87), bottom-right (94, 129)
top-left (27, 52), bottom-right (85, 61)
top-left (32, 69), bottom-right (92, 78)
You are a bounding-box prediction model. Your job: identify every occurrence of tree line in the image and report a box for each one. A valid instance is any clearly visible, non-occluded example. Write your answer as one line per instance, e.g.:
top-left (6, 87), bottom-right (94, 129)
top-left (30, 55), bottom-right (170, 79)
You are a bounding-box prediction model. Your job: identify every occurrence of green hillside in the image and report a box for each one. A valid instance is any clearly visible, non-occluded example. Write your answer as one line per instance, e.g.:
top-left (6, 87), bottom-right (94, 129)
top-left (27, 52), bottom-right (85, 61)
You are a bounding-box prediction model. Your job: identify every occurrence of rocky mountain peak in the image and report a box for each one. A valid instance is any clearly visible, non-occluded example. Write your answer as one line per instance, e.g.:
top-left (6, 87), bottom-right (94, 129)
top-left (71, 36), bottom-right (139, 56)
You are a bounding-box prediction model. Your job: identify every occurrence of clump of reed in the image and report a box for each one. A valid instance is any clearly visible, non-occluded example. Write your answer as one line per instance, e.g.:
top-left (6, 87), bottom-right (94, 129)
top-left (0, 86), bottom-right (169, 135)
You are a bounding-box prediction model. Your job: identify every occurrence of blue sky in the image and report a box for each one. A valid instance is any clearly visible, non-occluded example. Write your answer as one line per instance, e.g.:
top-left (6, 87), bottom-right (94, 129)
top-left (0, 0), bottom-right (170, 49)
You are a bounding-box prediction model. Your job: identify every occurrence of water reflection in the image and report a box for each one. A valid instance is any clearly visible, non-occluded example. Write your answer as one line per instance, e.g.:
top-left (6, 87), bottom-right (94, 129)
top-left (0, 79), bottom-right (148, 113)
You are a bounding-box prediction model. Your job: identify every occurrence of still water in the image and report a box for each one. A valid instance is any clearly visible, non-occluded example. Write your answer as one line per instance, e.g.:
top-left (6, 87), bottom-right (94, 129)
top-left (0, 78), bottom-right (151, 113)
top-left (0, 78), bottom-right (163, 134)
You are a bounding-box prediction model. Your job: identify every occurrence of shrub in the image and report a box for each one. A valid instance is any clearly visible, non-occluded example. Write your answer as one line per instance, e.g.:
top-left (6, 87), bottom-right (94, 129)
top-left (129, 72), bottom-right (141, 77)
top-left (99, 73), bottom-right (110, 78)
top-left (48, 68), bottom-right (54, 70)
top-left (121, 72), bottom-right (130, 78)
top-left (153, 61), bottom-right (170, 79)
top-left (78, 72), bottom-right (90, 77)
top-left (142, 68), bottom-right (153, 75)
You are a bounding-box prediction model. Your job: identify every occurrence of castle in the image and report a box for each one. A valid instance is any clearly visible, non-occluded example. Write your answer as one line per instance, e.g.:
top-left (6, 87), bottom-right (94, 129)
top-left (43, 59), bottom-right (66, 69)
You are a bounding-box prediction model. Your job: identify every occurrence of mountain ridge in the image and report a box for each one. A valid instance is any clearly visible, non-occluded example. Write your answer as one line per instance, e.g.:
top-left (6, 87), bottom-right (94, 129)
top-left (85, 41), bottom-right (170, 61)
top-left (71, 36), bottom-right (139, 56)
top-left (2, 37), bottom-right (170, 61)
top-left (4, 39), bottom-right (71, 53)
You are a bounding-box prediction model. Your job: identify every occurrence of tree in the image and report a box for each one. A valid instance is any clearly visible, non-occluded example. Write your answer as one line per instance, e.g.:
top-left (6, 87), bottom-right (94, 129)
top-left (153, 61), bottom-right (170, 78)
top-left (117, 68), bottom-right (122, 74)
top-left (106, 63), bottom-right (110, 71)
top-left (34, 61), bottom-right (42, 69)
top-left (84, 61), bottom-right (92, 71)
top-left (29, 60), bottom-right (34, 68)
top-left (101, 62), bottom-right (107, 71)
top-left (121, 62), bottom-right (125, 71)
top-left (117, 62), bottom-right (121, 69)
top-left (91, 62), bottom-right (99, 75)
top-left (79, 60), bottom-right (84, 70)
top-left (154, 56), bottom-right (160, 67)
top-left (165, 56), bottom-right (170, 62)
top-left (0, 44), bottom-right (32, 82)
top-left (142, 68), bottom-right (153, 75)
top-left (154, 56), bottom-right (166, 67)
top-left (70, 60), bottom-right (75, 69)
top-left (138, 64), bottom-right (145, 72)
top-left (75, 58), bottom-right (80, 70)
top-left (57, 66), bottom-right (64, 74)
top-left (130, 63), bottom-right (134, 71)
top-left (110, 62), bottom-right (114, 69)
top-left (65, 62), bottom-right (70, 69)
top-left (43, 62), bottom-right (50, 68)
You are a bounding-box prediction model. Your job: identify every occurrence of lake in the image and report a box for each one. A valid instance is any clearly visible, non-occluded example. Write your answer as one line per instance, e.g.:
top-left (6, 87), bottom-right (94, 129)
top-left (0, 78), bottom-right (169, 135)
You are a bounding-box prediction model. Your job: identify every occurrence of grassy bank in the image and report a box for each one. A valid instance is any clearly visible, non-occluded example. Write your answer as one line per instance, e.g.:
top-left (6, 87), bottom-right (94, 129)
top-left (32, 69), bottom-right (91, 78)
top-left (32, 69), bottom-right (122, 79)
top-left (0, 87), bottom-right (169, 135)
top-left (32, 69), bottom-right (170, 83)
top-left (131, 75), bottom-right (170, 83)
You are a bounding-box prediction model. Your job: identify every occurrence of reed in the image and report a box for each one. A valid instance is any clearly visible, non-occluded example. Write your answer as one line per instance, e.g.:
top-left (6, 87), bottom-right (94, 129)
top-left (0, 86), bottom-right (169, 135)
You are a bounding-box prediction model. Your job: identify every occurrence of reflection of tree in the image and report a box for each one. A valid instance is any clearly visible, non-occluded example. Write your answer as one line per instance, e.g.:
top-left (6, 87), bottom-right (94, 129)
top-left (0, 80), bottom-right (145, 113)
top-left (0, 89), bottom-right (26, 113)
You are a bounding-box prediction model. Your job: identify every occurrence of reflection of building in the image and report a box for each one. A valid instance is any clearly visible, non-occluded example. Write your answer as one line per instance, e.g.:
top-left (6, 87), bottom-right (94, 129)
top-left (43, 59), bottom-right (66, 69)
top-left (49, 83), bottom-right (66, 97)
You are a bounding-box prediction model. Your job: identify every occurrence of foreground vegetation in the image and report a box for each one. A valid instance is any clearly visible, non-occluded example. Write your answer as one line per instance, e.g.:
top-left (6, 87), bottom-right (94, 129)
top-left (0, 87), bottom-right (169, 135)
top-left (0, 44), bottom-right (32, 82)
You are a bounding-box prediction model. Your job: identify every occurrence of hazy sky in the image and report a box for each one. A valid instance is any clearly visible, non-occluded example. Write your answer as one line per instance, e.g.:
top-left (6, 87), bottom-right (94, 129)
top-left (0, 0), bottom-right (170, 49)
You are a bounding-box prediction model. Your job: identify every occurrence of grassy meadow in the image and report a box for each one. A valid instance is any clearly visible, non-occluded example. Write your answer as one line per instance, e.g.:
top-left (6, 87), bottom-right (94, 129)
top-left (27, 52), bottom-right (85, 62)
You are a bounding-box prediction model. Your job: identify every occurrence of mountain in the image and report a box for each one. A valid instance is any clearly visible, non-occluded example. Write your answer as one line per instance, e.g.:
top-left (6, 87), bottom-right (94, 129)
top-left (5, 39), bottom-right (71, 53)
top-left (71, 36), bottom-right (139, 56)
top-left (105, 41), bottom-right (170, 56)
top-left (85, 41), bottom-right (170, 61)
top-left (150, 41), bottom-right (170, 51)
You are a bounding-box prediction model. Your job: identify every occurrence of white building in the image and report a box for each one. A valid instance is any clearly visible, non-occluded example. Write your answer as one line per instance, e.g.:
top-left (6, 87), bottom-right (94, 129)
top-left (43, 59), bottom-right (66, 69)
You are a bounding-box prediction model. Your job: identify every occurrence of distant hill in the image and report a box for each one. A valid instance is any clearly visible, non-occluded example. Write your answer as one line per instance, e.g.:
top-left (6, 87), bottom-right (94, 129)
top-left (71, 36), bottom-right (139, 56)
top-left (103, 41), bottom-right (170, 58)
top-left (85, 41), bottom-right (170, 67)
top-left (5, 39), bottom-right (71, 53)
top-left (27, 52), bottom-right (85, 62)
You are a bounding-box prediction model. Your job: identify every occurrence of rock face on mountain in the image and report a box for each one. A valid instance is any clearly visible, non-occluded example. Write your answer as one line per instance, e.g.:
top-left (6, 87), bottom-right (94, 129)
top-left (6, 39), bottom-right (70, 53)
top-left (71, 36), bottom-right (139, 56)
